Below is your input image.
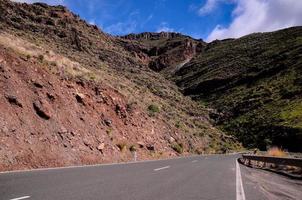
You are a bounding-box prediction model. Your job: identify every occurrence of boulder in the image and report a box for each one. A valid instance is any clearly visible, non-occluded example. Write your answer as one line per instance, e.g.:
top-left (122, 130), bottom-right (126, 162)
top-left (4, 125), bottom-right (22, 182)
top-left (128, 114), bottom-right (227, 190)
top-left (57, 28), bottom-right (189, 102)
top-left (168, 136), bottom-right (176, 143)
top-left (146, 144), bottom-right (155, 151)
top-left (97, 143), bottom-right (105, 151)
top-left (137, 141), bottom-right (145, 148)
top-left (32, 80), bottom-right (43, 88)
top-left (104, 119), bottom-right (112, 126)
top-left (75, 93), bottom-right (85, 105)
top-left (5, 95), bottom-right (23, 108)
top-left (33, 100), bottom-right (51, 120)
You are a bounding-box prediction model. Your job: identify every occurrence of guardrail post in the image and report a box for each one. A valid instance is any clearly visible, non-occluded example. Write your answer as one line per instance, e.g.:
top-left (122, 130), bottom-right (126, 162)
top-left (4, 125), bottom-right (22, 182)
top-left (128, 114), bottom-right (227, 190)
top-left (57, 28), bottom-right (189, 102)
top-left (133, 151), bottom-right (137, 162)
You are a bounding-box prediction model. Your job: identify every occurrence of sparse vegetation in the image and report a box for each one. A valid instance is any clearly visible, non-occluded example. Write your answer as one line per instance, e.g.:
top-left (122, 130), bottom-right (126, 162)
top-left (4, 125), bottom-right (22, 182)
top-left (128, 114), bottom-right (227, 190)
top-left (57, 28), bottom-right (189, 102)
top-left (175, 27), bottom-right (302, 152)
top-left (129, 145), bottom-right (137, 152)
top-left (171, 142), bottom-right (183, 154)
top-left (106, 128), bottom-right (113, 141)
top-left (175, 120), bottom-right (183, 129)
top-left (38, 54), bottom-right (44, 62)
top-left (148, 104), bottom-right (160, 116)
top-left (116, 142), bottom-right (127, 152)
top-left (267, 147), bottom-right (287, 157)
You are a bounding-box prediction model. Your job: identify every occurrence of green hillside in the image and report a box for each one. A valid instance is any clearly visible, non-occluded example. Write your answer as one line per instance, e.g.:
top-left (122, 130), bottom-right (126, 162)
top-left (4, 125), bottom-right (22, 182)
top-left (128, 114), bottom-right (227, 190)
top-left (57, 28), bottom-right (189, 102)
top-left (175, 27), bottom-right (302, 151)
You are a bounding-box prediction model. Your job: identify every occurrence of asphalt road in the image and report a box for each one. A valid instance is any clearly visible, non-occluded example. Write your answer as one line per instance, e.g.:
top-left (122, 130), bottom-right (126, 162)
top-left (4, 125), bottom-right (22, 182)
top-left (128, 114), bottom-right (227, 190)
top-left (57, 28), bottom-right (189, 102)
top-left (0, 154), bottom-right (295, 200)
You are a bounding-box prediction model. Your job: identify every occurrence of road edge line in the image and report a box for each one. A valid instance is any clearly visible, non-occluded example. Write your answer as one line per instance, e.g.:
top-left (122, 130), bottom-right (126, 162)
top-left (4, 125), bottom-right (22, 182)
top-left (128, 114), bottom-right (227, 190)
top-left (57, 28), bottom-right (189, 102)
top-left (9, 196), bottom-right (30, 200)
top-left (236, 159), bottom-right (246, 200)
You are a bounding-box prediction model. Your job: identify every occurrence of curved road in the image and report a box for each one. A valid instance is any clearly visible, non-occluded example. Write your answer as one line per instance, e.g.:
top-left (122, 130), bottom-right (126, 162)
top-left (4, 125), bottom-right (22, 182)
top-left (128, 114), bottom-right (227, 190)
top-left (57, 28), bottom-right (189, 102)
top-left (0, 154), bottom-right (298, 200)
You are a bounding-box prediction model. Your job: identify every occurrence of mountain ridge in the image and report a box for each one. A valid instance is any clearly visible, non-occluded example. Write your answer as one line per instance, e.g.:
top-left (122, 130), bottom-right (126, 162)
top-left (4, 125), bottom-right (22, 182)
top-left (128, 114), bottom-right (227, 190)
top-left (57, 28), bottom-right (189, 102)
top-left (121, 25), bottom-right (302, 152)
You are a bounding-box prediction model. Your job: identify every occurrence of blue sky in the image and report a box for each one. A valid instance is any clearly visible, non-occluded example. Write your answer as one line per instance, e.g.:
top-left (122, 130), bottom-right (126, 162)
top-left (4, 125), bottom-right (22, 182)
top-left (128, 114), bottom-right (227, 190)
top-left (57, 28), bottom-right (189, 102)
top-left (64, 0), bottom-right (236, 40)
top-left (14, 0), bottom-right (302, 41)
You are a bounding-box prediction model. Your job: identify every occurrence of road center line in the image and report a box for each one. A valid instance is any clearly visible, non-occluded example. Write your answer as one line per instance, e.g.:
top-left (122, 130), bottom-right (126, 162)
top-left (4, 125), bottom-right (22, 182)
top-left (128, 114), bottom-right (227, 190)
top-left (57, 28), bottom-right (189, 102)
top-left (154, 166), bottom-right (170, 171)
top-left (192, 160), bottom-right (198, 163)
top-left (9, 196), bottom-right (31, 200)
top-left (236, 160), bottom-right (246, 200)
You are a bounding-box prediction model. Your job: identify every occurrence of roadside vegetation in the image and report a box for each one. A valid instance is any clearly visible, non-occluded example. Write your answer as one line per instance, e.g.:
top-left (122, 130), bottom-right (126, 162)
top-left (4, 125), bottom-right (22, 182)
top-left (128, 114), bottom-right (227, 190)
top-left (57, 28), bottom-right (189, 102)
top-left (266, 147), bottom-right (287, 157)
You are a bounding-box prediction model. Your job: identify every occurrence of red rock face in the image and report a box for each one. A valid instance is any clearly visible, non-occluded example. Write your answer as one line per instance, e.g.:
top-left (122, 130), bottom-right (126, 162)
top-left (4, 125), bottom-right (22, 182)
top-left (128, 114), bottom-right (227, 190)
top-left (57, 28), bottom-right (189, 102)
top-left (0, 48), bottom-right (184, 171)
top-left (121, 33), bottom-right (206, 72)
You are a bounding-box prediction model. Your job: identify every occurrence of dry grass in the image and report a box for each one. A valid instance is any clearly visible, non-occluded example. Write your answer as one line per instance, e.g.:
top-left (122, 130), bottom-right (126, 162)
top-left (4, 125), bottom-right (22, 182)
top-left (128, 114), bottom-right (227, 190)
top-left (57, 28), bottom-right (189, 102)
top-left (116, 142), bottom-right (127, 152)
top-left (267, 147), bottom-right (287, 157)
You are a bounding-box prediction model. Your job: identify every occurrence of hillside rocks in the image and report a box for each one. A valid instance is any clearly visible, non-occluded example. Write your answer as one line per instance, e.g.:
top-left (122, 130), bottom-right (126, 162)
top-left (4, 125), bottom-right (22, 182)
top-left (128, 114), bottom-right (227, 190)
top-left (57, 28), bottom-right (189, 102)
top-left (97, 143), bottom-right (105, 152)
top-left (5, 95), bottom-right (23, 108)
top-left (75, 93), bottom-right (85, 105)
top-left (0, 47), bottom-right (180, 171)
top-left (33, 99), bottom-right (52, 120)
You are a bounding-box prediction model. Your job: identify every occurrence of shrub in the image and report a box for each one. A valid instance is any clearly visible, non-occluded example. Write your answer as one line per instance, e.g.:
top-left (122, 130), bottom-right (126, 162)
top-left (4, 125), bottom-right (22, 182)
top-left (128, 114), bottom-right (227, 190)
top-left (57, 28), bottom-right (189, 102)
top-left (267, 147), bottom-right (287, 157)
top-left (38, 54), bottom-right (44, 62)
top-left (106, 128), bottom-right (112, 135)
top-left (148, 104), bottom-right (160, 116)
top-left (49, 61), bottom-right (57, 66)
top-left (129, 145), bottom-right (137, 152)
top-left (117, 142), bottom-right (127, 152)
top-left (89, 74), bottom-right (96, 80)
top-left (171, 142), bottom-right (183, 154)
top-left (175, 121), bottom-right (183, 129)
top-left (106, 128), bottom-right (113, 141)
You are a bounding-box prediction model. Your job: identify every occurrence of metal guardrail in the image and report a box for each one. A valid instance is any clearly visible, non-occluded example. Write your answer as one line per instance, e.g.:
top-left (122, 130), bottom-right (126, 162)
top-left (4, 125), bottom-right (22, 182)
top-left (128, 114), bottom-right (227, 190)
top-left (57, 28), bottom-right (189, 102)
top-left (242, 154), bottom-right (302, 168)
top-left (255, 151), bottom-right (302, 158)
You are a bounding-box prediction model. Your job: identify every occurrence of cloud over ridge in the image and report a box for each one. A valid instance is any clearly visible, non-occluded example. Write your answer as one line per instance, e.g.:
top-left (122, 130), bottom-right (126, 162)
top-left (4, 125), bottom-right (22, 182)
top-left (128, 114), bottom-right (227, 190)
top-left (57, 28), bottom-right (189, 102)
top-left (206, 0), bottom-right (302, 41)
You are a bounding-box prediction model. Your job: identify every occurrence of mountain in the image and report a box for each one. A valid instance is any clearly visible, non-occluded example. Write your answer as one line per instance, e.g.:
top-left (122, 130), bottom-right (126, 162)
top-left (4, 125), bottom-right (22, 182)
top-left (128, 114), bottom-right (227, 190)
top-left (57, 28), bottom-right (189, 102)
top-left (121, 32), bottom-right (206, 78)
top-left (122, 27), bottom-right (302, 152)
top-left (0, 0), bottom-right (239, 171)
top-left (125, 28), bottom-right (302, 152)
top-left (174, 27), bottom-right (302, 152)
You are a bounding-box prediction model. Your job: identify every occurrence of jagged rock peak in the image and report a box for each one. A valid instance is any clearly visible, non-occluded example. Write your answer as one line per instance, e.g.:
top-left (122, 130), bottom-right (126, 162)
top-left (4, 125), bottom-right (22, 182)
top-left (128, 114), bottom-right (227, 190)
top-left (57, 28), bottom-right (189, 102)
top-left (122, 32), bottom-right (192, 41)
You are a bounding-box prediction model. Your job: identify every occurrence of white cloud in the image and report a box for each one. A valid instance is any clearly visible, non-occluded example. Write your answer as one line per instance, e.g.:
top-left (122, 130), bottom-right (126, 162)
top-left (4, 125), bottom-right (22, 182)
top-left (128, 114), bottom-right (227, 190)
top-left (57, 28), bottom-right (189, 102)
top-left (156, 22), bottom-right (174, 32)
top-left (199, 0), bottom-right (220, 15)
top-left (207, 0), bottom-right (302, 41)
top-left (104, 21), bottom-right (137, 35)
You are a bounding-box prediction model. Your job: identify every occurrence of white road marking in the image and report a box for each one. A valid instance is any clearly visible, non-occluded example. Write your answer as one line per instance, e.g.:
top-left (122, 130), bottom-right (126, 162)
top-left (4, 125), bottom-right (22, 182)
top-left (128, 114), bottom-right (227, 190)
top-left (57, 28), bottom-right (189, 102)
top-left (9, 196), bottom-right (30, 200)
top-left (192, 160), bottom-right (198, 163)
top-left (236, 160), bottom-right (246, 200)
top-left (154, 166), bottom-right (170, 171)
